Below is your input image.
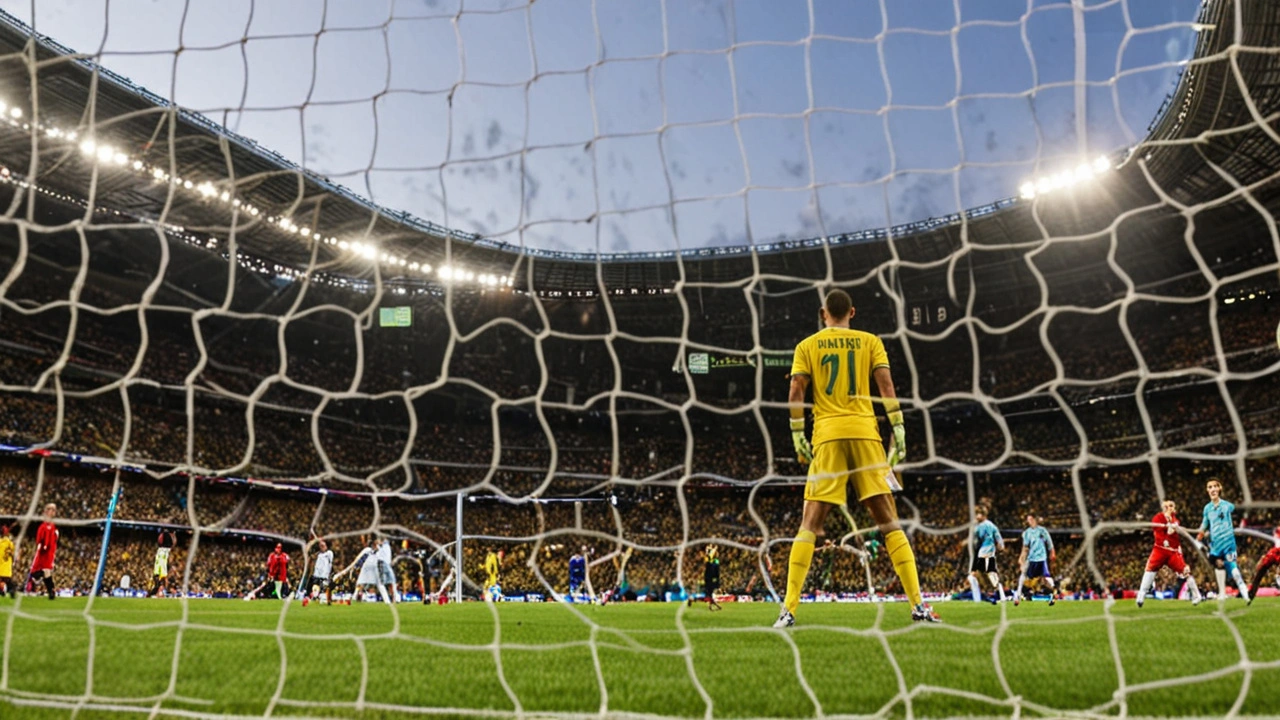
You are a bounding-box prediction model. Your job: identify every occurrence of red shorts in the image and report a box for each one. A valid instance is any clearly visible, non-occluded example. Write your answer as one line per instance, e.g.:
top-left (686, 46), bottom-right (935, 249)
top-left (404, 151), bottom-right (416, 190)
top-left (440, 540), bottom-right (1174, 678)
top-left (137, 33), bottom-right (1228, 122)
top-left (1261, 548), bottom-right (1280, 567)
top-left (1146, 547), bottom-right (1187, 574)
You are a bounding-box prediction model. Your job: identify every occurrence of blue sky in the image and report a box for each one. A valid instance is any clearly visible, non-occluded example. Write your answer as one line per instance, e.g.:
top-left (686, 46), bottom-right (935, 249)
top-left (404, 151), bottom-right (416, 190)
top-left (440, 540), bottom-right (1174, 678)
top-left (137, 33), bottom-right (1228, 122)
top-left (0, 0), bottom-right (1200, 253)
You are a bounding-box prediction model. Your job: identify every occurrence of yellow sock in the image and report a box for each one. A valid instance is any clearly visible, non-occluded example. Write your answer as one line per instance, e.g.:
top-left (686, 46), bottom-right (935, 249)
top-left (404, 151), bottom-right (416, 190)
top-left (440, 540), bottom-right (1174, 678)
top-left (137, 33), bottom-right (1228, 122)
top-left (885, 530), bottom-right (922, 607)
top-left (783, 530), bottom-right (816, 613)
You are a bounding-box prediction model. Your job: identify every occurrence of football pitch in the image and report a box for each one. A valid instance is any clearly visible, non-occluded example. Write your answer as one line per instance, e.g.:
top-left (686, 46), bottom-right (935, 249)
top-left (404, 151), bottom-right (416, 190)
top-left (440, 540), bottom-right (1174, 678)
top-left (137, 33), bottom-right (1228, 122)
top-left (2, 597), bottom-right (1279, 719)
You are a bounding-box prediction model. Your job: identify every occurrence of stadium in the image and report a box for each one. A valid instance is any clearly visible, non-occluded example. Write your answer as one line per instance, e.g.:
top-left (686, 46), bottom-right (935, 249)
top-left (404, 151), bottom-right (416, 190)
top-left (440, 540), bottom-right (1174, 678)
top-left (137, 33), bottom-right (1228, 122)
top-left (0, 0), bottom-right (1279, 718)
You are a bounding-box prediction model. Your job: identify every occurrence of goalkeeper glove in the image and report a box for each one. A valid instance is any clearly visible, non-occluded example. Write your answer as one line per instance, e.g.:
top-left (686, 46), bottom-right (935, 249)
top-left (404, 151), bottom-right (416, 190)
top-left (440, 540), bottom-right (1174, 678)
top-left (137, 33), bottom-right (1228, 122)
top-left (790, 417), bottom-right (812, 465)
top-left (887, 411), bottom-right (906, 467)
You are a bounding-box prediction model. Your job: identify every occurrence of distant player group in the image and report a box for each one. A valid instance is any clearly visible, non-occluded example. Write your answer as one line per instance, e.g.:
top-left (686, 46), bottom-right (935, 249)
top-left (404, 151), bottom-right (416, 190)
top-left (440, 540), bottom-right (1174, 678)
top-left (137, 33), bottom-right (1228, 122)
top-left (962, 478), bottom-right (1275, 609)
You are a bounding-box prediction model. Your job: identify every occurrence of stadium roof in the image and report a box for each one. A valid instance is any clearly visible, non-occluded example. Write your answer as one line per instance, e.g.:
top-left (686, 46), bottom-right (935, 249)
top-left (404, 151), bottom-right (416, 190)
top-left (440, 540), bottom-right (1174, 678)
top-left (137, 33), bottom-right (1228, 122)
top-left (0, 0), bottom-right (1275, 294)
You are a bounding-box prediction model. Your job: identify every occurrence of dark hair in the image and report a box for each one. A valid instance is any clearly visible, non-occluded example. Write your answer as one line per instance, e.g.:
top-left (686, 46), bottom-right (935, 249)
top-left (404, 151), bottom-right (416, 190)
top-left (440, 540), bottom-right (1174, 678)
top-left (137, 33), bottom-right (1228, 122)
top-left (975, 506), bottom-right (988, 517)
top-left (824, 289), bottom-right (853, 319)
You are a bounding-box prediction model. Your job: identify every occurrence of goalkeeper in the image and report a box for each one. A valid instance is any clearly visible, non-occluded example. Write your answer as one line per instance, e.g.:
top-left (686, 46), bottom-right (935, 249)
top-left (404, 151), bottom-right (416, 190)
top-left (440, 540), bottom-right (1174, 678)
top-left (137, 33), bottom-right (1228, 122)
top-left (774, 289), bottom-right (938, 627)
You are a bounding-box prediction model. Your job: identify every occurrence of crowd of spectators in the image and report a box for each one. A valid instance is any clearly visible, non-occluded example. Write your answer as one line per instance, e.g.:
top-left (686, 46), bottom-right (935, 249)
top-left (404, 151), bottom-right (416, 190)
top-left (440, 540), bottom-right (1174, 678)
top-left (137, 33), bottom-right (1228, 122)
top-left (1, 217), bottom-right (1279, 603)
top-left (2, 452), bottom-right (1279, 601)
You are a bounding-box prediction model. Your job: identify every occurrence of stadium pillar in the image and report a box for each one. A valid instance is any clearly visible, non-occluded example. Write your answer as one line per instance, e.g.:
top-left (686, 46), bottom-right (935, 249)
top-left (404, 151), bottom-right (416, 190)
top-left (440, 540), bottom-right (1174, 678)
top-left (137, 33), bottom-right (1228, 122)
top-left (91, 486), bottom-right (123, 597)
top-left (455, 492), bottom-right (464, 604)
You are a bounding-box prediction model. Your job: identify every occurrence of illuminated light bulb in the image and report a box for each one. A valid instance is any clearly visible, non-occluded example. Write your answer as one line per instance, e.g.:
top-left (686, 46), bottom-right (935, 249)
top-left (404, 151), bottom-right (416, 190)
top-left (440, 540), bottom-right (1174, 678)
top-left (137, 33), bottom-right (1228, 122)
top-left (338, 240), bottom-right (349, 250)
top-left (66, 131), bottom-right (77, 141)
top-left (80, 140), bottom-right (96, 155)
top-left (232, 199), bottom-right (241, 207)
top-left (1093, 156), bottom-right (1110, 173)
top-left (9, 107), bottom-right (21, 118)
top-left (96, 146), bottom-right (114, 162)
top-left (219, 191), bottom-right (230, 202)
top-left (182, 180), bottom-right (193, 189)
top-left (409, 262), bottom-right (419, 270)
top-left (132, 160), bottom-right (143, 170)
top-left (249, 207), bottom-right (259, 216)
top-left (421, 263), bottom-right (432, 274)
top-left (1019, 182), bottom-right (1036, 199)
top-left (112, 152), bottom-right (127, 165)
top-left (300, 228), bottom-right (311, 237)
top-left (361, 245), bottom-right (376, 260)
top-left (465, 271), bottom-right (475, 281)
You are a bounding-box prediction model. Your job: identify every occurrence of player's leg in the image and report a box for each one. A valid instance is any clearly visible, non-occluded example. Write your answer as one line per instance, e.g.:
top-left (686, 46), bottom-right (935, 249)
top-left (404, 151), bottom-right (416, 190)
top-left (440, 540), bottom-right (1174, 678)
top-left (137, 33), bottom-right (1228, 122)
top-left (777, 442), bottom-right (845, 626)
top-left (1014, 566), bottom-right (1027, 605)
top-left (1225, 554), bottom-right (1249, 601)
top-left (968, 571), bottom-right (983, 602)
top-left (862, 493), bottom-right (932, 619)
top-left (988, 565), bottom-right (1006, 604)
top-left (1168, 553), bottom-right (1200, 605)
top-left (35, 570), bottom-right (54, 599)
top-left (1211, 554), bottom-right (1228, 600)
top-left (1246, 553), bottom-right (1277, 602)
top-left (1137, 552), bottom-right (1161, 607)
top-left (848, 440), bottom-right (933, 621)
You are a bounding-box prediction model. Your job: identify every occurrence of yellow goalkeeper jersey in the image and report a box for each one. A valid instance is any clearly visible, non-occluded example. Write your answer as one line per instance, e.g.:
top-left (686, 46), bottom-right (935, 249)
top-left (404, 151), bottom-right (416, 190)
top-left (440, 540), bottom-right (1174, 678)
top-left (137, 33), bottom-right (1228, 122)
top-left (0, 536), bottom-right (12, 576)
top-left (791, 327), bottom-right (889, 445)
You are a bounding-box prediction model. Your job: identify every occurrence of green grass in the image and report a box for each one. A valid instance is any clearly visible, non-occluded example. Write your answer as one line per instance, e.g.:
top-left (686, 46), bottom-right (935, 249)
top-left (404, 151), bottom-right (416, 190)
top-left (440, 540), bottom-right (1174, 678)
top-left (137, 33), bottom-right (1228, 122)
top-left (1, 597), bottom-right (1278, 718)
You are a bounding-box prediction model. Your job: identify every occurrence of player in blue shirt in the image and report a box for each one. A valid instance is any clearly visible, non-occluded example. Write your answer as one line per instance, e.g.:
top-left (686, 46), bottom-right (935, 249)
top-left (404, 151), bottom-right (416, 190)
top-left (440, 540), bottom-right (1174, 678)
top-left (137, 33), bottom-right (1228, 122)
top-left (968, 507), bottom-right (1006, 604)
top-left (1195, 479), bottom-right (1250, 602)
top-left (1015, 514), bottom-right (1057, 606)
top-left (568, 547), bottom-right (587, 599)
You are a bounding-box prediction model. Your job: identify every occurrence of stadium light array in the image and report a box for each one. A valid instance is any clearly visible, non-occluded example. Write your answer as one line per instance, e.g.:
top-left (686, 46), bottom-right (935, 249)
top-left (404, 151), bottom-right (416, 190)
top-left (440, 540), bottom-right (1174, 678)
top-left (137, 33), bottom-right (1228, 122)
top-left (1019, 156), bottom-right (1112, 200)
top-left (0, 97), bottom-right (521, 291)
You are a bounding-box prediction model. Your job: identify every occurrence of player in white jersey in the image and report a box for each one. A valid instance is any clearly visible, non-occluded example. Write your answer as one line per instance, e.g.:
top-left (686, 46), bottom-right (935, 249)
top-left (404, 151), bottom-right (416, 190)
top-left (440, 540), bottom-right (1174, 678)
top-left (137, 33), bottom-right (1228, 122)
top-left (334, 537), bottom-right (391, 604)
top-left (307, 538), bottom-right (335, 605)
top-left (376, 536), bottom-right (399, 603)
top-left (968, 507), bottom-right (1006, 604)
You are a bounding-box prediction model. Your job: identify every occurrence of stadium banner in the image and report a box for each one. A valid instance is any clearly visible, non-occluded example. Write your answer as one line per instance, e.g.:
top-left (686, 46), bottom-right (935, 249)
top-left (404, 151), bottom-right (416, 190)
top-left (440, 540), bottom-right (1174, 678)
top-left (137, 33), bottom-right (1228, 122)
top-left (378, 306), bottom-right (412, 327)
top-left (682, 351), bottom-right (792, 374)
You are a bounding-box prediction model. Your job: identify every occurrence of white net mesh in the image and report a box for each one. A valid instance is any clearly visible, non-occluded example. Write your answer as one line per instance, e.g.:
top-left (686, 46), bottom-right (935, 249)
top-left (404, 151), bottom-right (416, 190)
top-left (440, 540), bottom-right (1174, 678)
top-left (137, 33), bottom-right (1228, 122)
top-left (0, 0), bottom-right (1279, 717)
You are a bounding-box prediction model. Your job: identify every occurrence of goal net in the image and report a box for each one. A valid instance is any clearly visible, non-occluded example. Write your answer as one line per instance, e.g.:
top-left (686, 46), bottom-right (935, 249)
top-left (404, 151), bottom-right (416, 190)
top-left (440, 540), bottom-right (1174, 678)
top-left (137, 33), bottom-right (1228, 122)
top-left (0, 0), bottom-right (1279, 717)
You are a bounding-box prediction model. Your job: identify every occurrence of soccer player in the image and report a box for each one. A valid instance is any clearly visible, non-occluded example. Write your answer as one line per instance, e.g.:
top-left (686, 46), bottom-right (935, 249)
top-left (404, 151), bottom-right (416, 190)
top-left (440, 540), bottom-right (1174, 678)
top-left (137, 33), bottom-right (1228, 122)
top-left (703, 544), bottom-right (721, 611)
top-left (336, 537), bottom-right (391, 604)
top-left (376, 535), bottom-right (398, 603)
top-left (1196, 479), bottom-right (1250, 602)
top-left (0, 526), bottom-right (13, 599)
top-left (308, 538), bottom-right (335, 604)
top-left (968, 507), bottom-right (1006, 604)
top-left (27, 503), bottom-right (58, 600)
top-left (774, 289), bottom-right (938, 627)
top-left (1246, 526), bottom-right (1280, 602)
top-left (267, 543), bottom-right (290, 600)
top-left (568, 546), bottom-right (586, 598)
top-left (149, 529), bottom-right (177, 597)
top-left (483, 548), bottom-right (500, 601)
top-left (1014, 514), bottom-right (1056, 606)
top-left (1136, 500), bottom-right (1202, 607)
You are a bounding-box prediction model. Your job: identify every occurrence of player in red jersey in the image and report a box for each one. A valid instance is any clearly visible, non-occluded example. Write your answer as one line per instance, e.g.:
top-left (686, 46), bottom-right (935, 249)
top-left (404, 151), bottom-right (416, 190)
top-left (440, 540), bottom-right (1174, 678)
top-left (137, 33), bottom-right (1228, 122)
top-left (267, 544), bottom-right (290, 600)
top-left (27, 503), bottom-right (59, 600)
top-left (1136, 500), bottom-right (1201, 607)
top-left (1246, 526), bottom-right (1280, 603)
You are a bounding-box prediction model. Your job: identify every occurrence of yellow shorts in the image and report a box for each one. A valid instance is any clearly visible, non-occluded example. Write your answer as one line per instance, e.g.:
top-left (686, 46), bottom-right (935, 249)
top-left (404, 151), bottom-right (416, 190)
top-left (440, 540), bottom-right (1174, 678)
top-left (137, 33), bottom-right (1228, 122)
top-left (804, 439), bottom-right (900, 506)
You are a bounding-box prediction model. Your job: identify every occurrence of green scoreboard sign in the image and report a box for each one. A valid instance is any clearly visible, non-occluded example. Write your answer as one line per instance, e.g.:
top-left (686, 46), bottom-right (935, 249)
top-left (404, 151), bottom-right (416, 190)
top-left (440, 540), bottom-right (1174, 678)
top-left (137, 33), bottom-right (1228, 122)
top-left (379, 306), bottom-right (412, 327)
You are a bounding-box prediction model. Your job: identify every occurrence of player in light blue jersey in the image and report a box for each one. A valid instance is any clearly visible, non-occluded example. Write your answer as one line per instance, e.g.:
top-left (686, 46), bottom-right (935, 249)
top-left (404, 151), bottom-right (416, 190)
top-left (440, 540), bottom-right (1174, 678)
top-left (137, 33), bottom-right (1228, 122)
top-left (1195, 479), bottom-right (1250, 602)
top-left (1015, 514), bottom-right (1056, 606)
top-left (968, 507), bottom-right (1006, 604)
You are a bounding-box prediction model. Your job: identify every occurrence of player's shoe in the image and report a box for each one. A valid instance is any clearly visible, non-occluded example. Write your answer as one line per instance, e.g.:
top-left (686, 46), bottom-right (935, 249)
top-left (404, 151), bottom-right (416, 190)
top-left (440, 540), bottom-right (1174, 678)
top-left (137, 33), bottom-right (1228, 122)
top-left (1012, 594), bottom-right (1020, 607)
top-left (772, 609), bottom-right (795, 628)
top-left (1136, 596), bottom-right (1143, 608)
top-left (911, 603), bottom-right (941, 623)
top-left (1048, 595), bottom-right (1055, 606)
top-left (1247, 590), bottom-right (1254, 606)
top-left (1192, 594), bottom-right (1202, 606)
